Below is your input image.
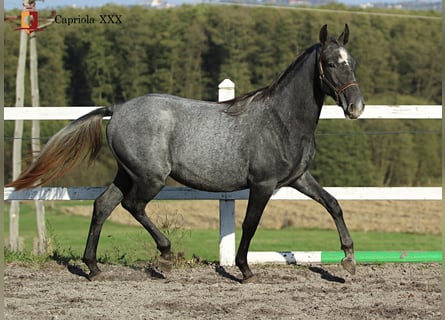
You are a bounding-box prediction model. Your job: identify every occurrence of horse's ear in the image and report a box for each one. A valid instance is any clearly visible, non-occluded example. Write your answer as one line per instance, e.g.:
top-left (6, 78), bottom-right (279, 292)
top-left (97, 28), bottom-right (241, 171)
top-left (319, 24), bottom-right (328, 45)
top-left (338, 24), bottom-right (350, 45)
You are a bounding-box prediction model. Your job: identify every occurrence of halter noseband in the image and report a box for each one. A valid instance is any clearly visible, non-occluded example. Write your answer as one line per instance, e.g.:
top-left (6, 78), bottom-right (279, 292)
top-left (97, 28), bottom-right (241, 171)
top-left (318, 54), bottom-right (359, 105)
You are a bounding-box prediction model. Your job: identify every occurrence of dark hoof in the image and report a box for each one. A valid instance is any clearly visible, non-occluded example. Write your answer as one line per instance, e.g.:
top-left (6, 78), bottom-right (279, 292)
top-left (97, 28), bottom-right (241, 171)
top-left (157, 256), bottom-right (173, 273)
top-left (242, 274), bottom-right (258, 283)
top-left (147, 267), bottom-right (167, 279)
top-left (341, 257), bottom-right (356, 275)
top-left (87, 271), bottom-right (105, 281)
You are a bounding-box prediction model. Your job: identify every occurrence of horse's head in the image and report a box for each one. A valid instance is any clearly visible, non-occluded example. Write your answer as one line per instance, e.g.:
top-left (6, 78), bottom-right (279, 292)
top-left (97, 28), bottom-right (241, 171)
top-left (318, 24), bottom-right (365, 119)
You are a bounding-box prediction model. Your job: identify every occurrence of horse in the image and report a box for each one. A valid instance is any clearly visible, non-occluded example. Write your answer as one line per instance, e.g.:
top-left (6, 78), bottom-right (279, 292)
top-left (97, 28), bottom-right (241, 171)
top-left (7, 24), bottom-right (365, 282)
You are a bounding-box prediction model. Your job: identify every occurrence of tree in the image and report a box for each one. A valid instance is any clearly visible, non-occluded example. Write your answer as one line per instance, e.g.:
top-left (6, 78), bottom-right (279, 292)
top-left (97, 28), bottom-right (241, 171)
top-left (405, 119), bottom-right (441, 185)
top-left (205, 6), bottom-right (256, 94)
top-left (311, 120), bottom-right (378, 186)
top-left (361, 120), bottom-right (418, 186)
top-left (3, 5), bottom-right (441, 188)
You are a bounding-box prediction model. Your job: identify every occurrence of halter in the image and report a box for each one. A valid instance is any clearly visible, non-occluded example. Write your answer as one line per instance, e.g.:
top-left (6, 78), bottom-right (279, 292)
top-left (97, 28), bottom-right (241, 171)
top-left (318, 54), bottom-right (359, 105)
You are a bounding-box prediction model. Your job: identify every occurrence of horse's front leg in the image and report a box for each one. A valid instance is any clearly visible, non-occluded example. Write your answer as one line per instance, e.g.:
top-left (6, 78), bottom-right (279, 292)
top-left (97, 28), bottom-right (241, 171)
top-left (291, 171), bottom-right (356, 274)
top-left (236, 183), bottom-right (275, 282)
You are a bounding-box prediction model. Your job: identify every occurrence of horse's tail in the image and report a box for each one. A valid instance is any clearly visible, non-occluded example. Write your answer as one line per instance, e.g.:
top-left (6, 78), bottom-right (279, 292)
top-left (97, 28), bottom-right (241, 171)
top-left (6, 107), bottom-right (113, 190)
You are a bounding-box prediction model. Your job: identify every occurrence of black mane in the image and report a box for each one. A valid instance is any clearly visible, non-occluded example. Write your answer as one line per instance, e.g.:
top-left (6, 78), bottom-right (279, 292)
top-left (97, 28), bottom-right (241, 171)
top-left (223, 43), bottom-right (321, 116)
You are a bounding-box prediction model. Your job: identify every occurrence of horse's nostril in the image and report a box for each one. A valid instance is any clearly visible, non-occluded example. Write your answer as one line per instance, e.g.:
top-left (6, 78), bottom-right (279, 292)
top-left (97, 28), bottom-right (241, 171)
top-left (348, 103), bottom-right (355, 114)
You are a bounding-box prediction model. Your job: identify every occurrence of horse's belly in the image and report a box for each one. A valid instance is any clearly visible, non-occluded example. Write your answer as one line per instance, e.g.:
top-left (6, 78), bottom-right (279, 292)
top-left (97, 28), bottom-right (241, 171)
top-left (170, 146), bottom-right (249, 192)
top-left (170, 171), bottom-right (247, 192)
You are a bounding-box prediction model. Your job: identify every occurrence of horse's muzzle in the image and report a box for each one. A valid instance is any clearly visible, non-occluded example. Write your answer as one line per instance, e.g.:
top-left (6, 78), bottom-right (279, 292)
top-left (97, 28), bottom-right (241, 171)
top-left (344, 98), bottom-right (365, 119)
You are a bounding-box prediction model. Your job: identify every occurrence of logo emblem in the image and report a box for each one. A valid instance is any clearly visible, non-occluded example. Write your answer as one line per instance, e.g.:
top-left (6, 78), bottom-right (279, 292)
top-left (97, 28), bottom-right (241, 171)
top-left (16, 1), bottom-right (41, 34)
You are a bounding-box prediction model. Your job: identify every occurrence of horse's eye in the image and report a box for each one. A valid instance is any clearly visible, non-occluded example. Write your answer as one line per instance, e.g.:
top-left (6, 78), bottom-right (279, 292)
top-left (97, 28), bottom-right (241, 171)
top-left (328, 63), bottom-right (336, 68)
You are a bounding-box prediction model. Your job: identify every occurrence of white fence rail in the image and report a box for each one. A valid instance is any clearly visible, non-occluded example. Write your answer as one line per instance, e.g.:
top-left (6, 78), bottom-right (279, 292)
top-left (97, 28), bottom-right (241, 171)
top-left (4, 104), bottom-right (442, 120)
top-left (3, 186), bottom-right (442, 265)
top-left (5, 89), bottom-right (442, 265)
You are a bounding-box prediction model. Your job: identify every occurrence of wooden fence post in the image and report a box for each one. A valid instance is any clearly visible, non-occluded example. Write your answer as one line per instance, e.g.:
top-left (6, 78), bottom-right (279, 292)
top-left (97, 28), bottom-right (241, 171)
top-left (218, 79), bottom-right (235, 103)
top-left (9, 29), bottom-right (28, 252)
top-left (29, 31), bottom-right (47, 255)
top-left (218, 79), bottom-right (236, 266)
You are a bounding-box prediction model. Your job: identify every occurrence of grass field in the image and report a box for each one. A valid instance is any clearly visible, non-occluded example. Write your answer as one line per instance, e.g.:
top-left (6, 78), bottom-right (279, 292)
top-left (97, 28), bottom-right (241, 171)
top-left (4, 202), bottom-right (441, 265)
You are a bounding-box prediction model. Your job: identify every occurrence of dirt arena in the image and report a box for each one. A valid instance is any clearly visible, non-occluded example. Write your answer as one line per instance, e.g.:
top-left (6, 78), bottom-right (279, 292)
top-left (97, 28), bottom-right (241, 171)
top-left (5, 199), bottom-right (442, 319)
top-left (4, 261), bottom-right (441, 319)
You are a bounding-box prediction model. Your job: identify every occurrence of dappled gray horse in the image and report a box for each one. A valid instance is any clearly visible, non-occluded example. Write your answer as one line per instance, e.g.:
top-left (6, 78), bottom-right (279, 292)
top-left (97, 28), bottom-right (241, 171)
top-left (8, 24), bottom-right (365, 282)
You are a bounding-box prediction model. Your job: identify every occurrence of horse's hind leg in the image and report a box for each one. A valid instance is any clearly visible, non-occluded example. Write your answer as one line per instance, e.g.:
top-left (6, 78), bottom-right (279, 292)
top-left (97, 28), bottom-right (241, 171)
top-left (291, 171), bottom-right (356, 274)
top-left (83, 180), bottom-right (126, 280)
top-left (121, 180), bottom-right (172, 272)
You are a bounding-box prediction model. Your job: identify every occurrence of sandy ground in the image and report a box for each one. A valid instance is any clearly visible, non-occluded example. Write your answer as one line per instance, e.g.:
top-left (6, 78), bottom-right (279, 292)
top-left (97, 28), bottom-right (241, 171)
top-left (6, 199), bottom-right (441, 319)
top-left (4, 261), bottom-right (441, 320)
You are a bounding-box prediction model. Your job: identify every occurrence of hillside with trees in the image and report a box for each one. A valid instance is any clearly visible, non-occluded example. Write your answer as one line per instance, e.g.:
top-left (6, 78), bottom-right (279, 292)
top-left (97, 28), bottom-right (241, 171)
top-left (4, 4), bottom-right (441, 187)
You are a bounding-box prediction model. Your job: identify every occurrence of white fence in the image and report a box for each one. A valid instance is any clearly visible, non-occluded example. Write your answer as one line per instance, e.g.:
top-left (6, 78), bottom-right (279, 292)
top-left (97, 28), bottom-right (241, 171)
top-left (3, 185), bottom-right (442, 264)
top-left (4, 82), bottom-right (442, 265)
top-left (4, 104), bottom-right (442, 120)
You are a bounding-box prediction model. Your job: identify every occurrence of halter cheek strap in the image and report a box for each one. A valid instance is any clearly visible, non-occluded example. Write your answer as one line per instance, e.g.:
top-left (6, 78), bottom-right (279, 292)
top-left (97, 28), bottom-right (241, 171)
top-left (318, 57), bottom-right (359, 105)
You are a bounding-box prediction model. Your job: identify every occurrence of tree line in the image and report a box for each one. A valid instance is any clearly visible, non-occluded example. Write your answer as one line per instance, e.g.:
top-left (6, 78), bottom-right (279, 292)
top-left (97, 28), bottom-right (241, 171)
top-left (4, 4), bottom-right (441, 187)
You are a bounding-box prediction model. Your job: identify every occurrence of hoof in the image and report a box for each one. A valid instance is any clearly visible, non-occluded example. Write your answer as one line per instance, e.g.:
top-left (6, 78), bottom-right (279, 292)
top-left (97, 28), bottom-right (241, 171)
top-left (241, 273), bottom-right (258, 283)
top-left (148, 267), bottom-right (166, 279)
top-left (87, 271), bottom-right (105, 281)
top-left (242, 274), bottom-right (257, 284)
top-left (341, 257), bottom-right (356, 275)
top-left (157, 256), bottom-right (173, 273)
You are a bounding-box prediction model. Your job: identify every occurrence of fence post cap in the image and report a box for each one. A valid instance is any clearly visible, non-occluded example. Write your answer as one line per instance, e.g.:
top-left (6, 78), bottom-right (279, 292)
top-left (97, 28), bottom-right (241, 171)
top-left (218, 79), bottom-right (235, 89)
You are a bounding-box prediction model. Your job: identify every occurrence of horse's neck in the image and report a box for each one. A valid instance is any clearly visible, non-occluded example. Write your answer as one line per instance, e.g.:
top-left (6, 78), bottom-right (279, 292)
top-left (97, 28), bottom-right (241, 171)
top-left (269, 51), bottom-right (324, 134)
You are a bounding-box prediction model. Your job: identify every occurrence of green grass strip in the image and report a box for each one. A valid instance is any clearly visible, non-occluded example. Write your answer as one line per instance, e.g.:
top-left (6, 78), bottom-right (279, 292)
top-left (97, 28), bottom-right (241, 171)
top-left (321, 251), bottom-right (442, 263)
